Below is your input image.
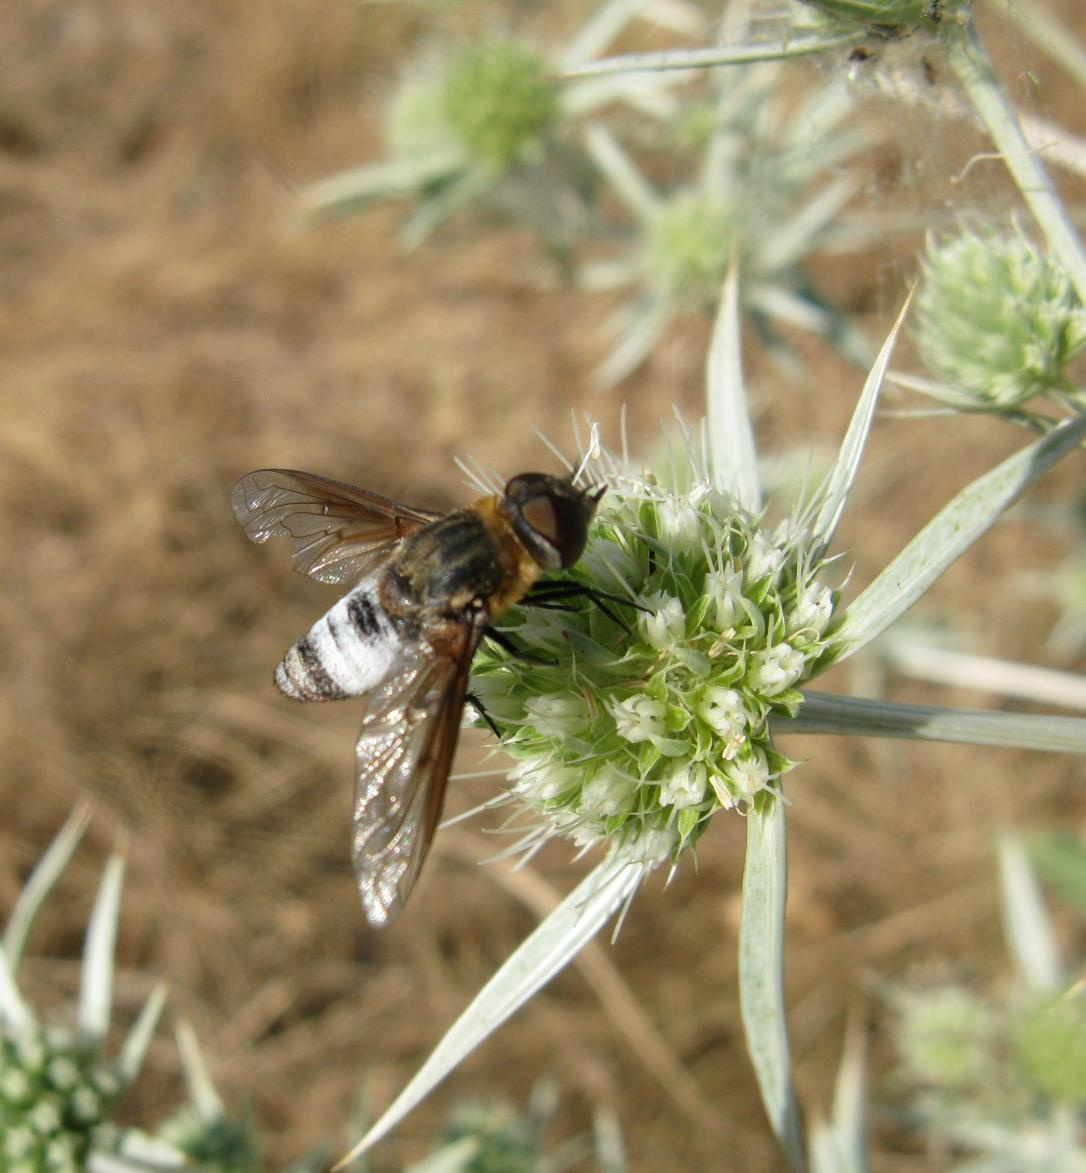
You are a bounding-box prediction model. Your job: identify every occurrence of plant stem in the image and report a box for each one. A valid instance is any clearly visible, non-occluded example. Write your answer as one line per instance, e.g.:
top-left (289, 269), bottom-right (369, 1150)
top-left (943, 12), bottom-right (1086, 305)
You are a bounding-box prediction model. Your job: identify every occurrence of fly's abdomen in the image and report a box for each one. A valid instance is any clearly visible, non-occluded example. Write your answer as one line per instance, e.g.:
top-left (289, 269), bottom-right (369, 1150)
top-left (276, 581), bottom-right (398, 701)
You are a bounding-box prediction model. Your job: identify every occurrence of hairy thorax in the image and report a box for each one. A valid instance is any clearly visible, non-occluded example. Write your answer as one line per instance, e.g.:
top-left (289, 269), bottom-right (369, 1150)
top-left (377, 500), bottom-right (542, 635)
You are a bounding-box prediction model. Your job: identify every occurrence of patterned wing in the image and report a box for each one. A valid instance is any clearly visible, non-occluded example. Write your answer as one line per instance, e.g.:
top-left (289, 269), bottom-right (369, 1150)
top-left (231, 468), bottom-right (441, 586)
top-left (351, 622), bottom-right (483, 927)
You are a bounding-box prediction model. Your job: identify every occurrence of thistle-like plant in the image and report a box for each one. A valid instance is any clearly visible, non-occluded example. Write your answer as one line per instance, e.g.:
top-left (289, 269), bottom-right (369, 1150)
top-left (338, 273), bottom-right (1086, 1170)
top-left (299, 2), bottom-right (700, 255)
top-left (581, 56), bottom-right (874, 384)
top-left (886, 838), bottom-right (1086, 1167)
top-left (904, 225), bottom-right (1086, 415)
top-left (0, 810), bottom-right (183, 1173)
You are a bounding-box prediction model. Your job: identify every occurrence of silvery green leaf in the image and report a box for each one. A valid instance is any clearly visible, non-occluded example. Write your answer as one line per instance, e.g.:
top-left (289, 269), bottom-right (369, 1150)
top-left (833, 413), bottom-right (1086, 657)
top-left (582, 123), bottom-right (660, 219)
top-left (337, 855), bottom-right (643, 1167)
top-left (4, 804), bottom-right (90, 970)
top-left (707, 262), bottom-right (760, 511)
top-left (0, 939), bottom-right (34, 1032)
top-left (759, 173), bottom-right (862, 273)
top-left (811, 294), bottom-right (911, 559)
top-left (80, 853), bottom-right (124, 1038)
top-left (89, 1133), bottom-right (189, 1172)
top-left (944, 16), bottom-right (1086, 307)
top-left (739, 800), bottom-right (805, 1171)
top-left (116, 982), bottom-right (168, 1084)
top-left (877, 637), bottom-right (1086, 711)
top-left (786, 692), bottom-right (1086, 754)
top-left (399, 169), bottom-right (494, 251)
top-left (999, 836), bottom-right (1062, 992)
top-left (559, 0), bottom-right (651, 70)
top-left (176, 1018), bottom-right (226, 1119)
top-left (595, 297), bottom-right (671, 387)
top-left (816, 1015), bottom-right (867, 1173)
top-left (300, 149), bottom-right (466, 223)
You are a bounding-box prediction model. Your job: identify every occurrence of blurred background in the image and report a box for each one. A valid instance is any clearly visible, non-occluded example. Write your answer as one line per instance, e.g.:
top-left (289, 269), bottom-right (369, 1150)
top-left (2, 1), bottom-right (1085, 1168)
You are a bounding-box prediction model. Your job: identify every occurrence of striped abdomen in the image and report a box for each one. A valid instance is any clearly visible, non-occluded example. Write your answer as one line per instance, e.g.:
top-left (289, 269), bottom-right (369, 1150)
top-left (276, 580), bottom-right (399, 701)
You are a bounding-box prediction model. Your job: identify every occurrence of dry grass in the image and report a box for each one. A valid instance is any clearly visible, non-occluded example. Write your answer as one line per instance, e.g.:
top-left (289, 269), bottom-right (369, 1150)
top-left (3, 1), bottom-right (1086, 1169)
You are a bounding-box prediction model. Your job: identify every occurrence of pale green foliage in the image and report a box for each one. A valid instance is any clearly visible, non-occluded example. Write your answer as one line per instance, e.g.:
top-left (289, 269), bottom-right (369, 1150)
top-left (1013, 994), bottom-right (1086, 1104)
top-left (914, 227), bottom-right (1086, 409)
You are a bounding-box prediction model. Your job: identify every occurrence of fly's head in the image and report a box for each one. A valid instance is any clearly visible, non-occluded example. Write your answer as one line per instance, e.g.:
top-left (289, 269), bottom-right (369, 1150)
top-left (499, 473), bottom-right (605, 572)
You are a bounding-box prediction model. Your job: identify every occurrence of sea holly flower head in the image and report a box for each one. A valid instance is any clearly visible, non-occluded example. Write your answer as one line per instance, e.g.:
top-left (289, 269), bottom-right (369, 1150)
top-left (0, 1026), bottom-right (123, 1170)
top-left (913, 226), bottom-right (1086, 411)
top-left (471, 439), bottom-right (843, 866)
top-left (441, 40), bottom-right (559, 171)
top-left (0, 812), bottom-right (185, 1172)
top-left (645, 193), bottom-right (735, 308)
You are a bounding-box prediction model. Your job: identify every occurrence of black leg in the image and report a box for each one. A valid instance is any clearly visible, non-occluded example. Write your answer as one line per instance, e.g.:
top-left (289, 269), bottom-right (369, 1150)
top-left (482, 625), bottom-right (556, 665)
top-left (524, 580), bottom-right (648, 632)
top-left (465, 691), bottom-right (502, 738)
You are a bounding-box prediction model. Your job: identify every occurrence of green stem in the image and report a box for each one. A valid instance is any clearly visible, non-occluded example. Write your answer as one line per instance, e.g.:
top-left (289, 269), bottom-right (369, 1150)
top-left (943, 12), bottom-right (1086, 305)
top-left (560, 32), bottom-right (864, 79)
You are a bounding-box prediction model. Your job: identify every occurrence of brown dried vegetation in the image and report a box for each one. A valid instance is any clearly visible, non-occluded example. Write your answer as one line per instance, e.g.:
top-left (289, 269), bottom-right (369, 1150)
top-left (2, 1), bottom-right (1085, 1169)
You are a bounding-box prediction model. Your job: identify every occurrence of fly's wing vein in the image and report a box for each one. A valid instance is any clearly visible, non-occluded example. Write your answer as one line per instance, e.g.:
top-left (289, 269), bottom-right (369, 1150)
top-left (231, 468), bottom-right (440, 586)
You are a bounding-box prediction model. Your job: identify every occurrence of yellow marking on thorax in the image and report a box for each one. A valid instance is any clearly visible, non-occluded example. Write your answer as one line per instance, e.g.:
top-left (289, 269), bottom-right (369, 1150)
top-left (471, 495), bottom-right (543, 619)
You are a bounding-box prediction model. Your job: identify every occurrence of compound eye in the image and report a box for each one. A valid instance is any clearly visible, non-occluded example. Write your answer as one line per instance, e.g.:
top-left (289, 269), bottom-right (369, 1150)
top-left (519, 495), bottom-right (560, 548)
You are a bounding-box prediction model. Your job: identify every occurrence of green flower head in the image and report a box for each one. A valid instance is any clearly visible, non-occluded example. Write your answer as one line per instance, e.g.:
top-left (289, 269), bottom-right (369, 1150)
top-left (914, 226), bottom-right (1086, 410)
top-left (894, 985), bottom-right (999, 1092)
top-left (472, 435), bottom-right (841, 867)
top-left (441, 40), bottom-right (560, 171)
top-left (0, 1025), bottom-right (122, 1170)
top-left (646, 194), bottom-right (736, 307)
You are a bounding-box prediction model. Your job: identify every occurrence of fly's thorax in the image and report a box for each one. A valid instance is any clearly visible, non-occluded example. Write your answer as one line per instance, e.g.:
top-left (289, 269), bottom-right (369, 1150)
top-left (380, 503), bottom-right (540, 628)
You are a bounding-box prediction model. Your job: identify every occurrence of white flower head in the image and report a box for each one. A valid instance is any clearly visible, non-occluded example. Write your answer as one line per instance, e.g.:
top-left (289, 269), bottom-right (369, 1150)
top-left (698, 687), bottom-right (750, 737)
top-left (509, 757), bottom-right (577, 802)
top-left (581, 765), bottom-right (638, 818)
top-left (747, 532), bottom-right (786, 584)
top-left (657, 497), bottom-right (703, 546)
top-left (659, 760), bottom-right (709, 809)
top-left (524, 694), bottom-right (587, 738)
top-left (705, 565), bottom-right (746, 632)
top-left (638, 592), bottom-right (687, 650)
top-left (749, 644), bottom-right (806, 696)
top-left (787, 581), bottom-right (834, 639)
top-left (609, 694), bottom-right (668, 744)
top-left (724, 746), bottom-right (772, 799)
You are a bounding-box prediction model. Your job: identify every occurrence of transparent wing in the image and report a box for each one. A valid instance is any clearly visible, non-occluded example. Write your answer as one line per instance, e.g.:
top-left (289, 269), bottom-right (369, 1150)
top-left (231, 468), bottom-right (441, 586)
top-left (351, 623), bottom-right (482, 927)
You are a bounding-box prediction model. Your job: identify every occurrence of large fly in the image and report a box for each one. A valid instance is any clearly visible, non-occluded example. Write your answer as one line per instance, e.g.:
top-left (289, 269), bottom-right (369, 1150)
top-left (232, 468), bottom-right (604, 926)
